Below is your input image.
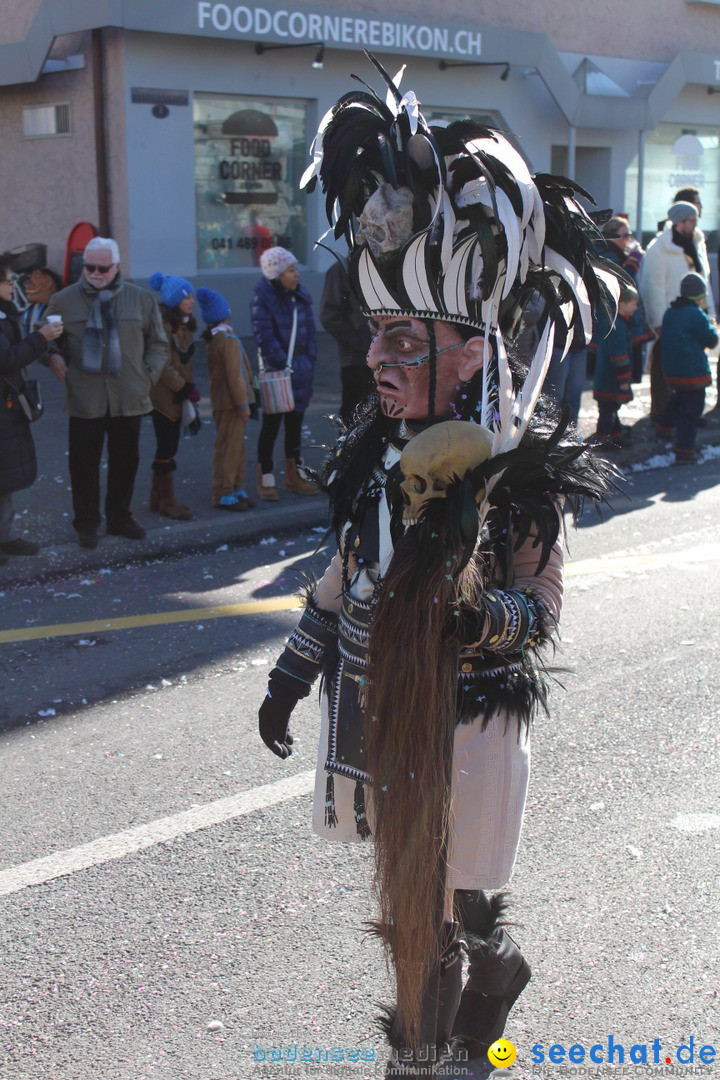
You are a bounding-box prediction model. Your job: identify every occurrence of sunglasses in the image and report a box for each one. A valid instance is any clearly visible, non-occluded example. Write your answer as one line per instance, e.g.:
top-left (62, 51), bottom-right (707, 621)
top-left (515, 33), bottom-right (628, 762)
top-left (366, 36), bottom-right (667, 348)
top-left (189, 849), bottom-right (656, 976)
top-left (84, 262), bottom-right (115, 274)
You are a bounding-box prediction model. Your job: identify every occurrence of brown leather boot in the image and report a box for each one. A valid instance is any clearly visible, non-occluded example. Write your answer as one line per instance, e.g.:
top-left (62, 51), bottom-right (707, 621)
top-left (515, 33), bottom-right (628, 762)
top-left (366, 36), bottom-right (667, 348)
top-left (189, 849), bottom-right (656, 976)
top-left (149, 473), bottom-right (160, 512)
top-left (256, 464), bottom-right (279, 501)
top-left (156, 472), bottom-right (193, 520)
top-left (283, 458), bottom-right (319, 496)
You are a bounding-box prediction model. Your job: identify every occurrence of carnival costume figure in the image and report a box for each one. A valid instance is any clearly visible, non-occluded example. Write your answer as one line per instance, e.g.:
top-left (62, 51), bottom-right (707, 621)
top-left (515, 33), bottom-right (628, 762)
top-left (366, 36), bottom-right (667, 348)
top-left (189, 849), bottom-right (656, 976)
top-left (258, 54), bottom-right (624, 1077)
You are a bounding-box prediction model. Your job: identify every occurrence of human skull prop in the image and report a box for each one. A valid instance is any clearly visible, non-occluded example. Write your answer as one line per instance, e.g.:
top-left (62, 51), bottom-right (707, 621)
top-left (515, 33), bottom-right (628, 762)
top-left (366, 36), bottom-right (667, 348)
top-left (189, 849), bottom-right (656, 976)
top-left (355, 184), bottom-right (415, 257)
top-left (399, 421), bottom-right (494, 525)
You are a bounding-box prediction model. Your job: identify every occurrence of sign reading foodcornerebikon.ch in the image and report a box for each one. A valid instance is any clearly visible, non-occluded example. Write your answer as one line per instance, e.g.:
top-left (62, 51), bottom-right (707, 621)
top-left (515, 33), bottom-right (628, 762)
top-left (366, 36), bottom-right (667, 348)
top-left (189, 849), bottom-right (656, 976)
top-left (196, 1), bottom-right (483, 59)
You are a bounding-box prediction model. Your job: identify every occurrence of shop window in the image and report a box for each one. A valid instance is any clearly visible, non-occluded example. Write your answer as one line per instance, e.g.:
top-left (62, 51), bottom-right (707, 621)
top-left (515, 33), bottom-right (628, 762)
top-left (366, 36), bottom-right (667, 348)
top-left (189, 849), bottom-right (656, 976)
top-left (625, 124), bottom-right (719, 250)
top-left (194, 93), bottom-right (308, 270)
top-left (23, 103), bottom-right (71, 138)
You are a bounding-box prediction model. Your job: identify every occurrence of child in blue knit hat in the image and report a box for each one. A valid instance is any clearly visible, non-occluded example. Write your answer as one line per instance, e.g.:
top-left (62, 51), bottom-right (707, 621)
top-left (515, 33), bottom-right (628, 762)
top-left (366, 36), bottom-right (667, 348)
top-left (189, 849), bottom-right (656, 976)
top-left (148, 271), bottom-right (199, 520)
top-left (197, 287), bottom-right (257, 510)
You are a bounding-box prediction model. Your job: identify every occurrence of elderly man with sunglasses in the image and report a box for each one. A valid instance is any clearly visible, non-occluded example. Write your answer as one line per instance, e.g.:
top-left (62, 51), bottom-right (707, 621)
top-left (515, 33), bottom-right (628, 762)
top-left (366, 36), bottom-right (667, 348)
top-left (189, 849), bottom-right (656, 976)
top-left (45, 238), bottom-right (167, 549)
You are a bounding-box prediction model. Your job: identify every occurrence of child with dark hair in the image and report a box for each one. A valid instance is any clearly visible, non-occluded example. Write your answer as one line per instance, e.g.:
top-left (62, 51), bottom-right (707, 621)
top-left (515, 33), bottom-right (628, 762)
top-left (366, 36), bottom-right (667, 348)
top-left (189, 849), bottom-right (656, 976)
top-left (658, 272), bottom-right (719, 464)
top-left (591, 286), bottom-right (641, 447)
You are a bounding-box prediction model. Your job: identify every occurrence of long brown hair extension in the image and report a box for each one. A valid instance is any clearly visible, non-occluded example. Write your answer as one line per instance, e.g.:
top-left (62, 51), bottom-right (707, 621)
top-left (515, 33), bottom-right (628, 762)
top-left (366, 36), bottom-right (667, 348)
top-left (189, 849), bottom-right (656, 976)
top-left (365, 522), bottom-right (469, 1047)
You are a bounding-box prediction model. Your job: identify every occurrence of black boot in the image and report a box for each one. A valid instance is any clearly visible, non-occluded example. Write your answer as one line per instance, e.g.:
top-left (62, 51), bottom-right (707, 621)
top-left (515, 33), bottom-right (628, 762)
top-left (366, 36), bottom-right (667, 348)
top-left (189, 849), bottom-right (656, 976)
top-left (452, 891), bottom-right (531, 1060)
top-left (382, 924), bottom-right (464, 1078)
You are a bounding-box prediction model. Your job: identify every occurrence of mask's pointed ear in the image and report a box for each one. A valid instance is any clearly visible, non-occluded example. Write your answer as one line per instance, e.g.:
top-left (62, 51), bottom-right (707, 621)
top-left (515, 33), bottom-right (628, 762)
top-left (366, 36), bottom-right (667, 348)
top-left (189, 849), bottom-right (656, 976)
top-left (457, 335), bottom-right (485, 381)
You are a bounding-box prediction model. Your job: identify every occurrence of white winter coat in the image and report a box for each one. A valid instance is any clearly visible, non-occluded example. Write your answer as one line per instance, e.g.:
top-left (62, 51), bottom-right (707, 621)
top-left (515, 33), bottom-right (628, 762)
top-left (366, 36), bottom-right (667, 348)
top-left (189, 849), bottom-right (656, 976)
top-left (639, 223), bottom-right (716, 330)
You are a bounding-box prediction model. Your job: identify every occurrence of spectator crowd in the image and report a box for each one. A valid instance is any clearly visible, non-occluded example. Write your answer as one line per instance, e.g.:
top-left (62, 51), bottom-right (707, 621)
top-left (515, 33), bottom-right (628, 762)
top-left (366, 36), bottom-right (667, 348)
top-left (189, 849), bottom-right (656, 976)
top-left (1, 191), bottom-right (718, 564)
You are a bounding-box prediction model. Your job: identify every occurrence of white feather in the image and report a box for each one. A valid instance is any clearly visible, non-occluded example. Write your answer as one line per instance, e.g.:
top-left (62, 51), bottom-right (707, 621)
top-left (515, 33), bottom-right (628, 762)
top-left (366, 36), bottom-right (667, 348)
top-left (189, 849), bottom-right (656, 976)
top-left (480, 331), bottom-right (494, 429)
top-left (493, 188), bottom-right (522, 299)
top-left (511, 318), bottom-right (556, 444)
top-left (398, 91), bottom-right (419, 135)
top-left (594, 265), bottom-right (622, 326)
top-left (441, 236), bottom-right (475, 318)
top-left (491, 331), bottom-right (515, 456)
top-left (525, 187), bottom-right (546, 264)
top-left (465, 135), bottom-right (534, 228)
top-left (455, 180), bottom-right (520, 298)
top-left (358, 247), bottom-right (401, 310)
top-left (300, 103), bottom-right (337, 189)
top-left (387, 65), bottom-right (407, 108)
top-left (544, 248), bottom-right (592, 343)
top-left (454, 177), bottom-right (492, 210)
top-left (402, 234), bottom-right (439, 313)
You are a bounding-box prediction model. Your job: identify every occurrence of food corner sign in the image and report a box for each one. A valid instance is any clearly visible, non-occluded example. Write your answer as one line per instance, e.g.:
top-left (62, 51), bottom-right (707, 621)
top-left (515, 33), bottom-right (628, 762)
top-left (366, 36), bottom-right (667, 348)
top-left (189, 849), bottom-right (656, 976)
top-left (196, 0), bottom-right (483, 58)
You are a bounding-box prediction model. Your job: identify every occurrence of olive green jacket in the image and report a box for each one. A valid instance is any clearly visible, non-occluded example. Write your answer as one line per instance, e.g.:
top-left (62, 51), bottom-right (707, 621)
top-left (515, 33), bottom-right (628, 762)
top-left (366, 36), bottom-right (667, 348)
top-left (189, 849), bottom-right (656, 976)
top-left (45, 275), bottom-right (168, 418)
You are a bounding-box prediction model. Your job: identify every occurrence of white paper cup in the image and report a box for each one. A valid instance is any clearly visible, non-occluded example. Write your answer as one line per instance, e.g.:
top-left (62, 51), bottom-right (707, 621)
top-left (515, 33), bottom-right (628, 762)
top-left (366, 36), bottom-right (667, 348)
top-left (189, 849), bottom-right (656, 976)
top-left (46, 315), bottom-right (62, 324)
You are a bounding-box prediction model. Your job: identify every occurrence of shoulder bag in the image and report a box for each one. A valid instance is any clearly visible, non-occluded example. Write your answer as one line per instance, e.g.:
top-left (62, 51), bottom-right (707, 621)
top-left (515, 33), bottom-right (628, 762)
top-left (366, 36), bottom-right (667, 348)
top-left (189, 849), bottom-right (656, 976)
top-left (257, 304), bottom-right (296, 415)
top-left (2, 373), bottom-right (44, 423)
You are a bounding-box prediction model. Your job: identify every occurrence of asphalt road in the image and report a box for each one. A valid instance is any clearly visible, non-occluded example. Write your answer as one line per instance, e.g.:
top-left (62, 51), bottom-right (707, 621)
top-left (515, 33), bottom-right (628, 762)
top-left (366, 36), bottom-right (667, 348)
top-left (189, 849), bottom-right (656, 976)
top-left (2, 457), bottom-right (720, 1080)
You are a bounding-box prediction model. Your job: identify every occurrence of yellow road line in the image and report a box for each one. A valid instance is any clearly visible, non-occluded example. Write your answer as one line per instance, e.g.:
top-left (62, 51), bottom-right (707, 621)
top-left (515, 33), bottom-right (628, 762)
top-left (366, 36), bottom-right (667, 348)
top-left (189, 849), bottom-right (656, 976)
top-left (3, 542), bottom-right (719, 645)
top-left (0, 595), bottom-right (301, 644)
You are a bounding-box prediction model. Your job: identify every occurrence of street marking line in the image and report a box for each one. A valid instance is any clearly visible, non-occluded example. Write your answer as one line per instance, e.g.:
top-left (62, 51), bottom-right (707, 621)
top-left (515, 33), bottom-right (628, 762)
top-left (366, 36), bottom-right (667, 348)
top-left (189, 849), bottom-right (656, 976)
top-left (2, 542), bottom-right (720, 645)
top-left (0, 770), bottom-right (315, 898)
top-left (565, 542), bottom-right (720, 578)
top-left (0, 595), bottom-right (302, 644)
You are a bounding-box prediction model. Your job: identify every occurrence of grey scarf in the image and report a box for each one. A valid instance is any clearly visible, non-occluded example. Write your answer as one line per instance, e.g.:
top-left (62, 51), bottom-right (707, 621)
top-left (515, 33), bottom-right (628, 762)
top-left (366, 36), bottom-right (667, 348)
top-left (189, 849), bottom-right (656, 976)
top-left (81, 289), bottom-right (122, 374)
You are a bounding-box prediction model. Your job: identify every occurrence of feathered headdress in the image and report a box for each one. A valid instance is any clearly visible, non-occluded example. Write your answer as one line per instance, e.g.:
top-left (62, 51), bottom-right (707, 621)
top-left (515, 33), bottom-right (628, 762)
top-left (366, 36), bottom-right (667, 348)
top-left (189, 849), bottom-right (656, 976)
top-left (302, 52), bottom-right (624, 454)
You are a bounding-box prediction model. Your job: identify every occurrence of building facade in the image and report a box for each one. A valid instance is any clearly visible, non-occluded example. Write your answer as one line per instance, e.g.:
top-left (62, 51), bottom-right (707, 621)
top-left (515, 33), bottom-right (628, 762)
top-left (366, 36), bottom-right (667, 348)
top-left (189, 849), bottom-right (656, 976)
top-left (0, 0), bottom-right (718, 331)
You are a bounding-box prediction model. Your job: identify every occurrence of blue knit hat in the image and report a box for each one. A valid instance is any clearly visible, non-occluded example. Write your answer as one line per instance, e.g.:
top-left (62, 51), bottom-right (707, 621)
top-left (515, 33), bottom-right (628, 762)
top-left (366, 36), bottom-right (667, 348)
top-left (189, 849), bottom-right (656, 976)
top-left (196, 287), bottom-right (231, 324)
top-left (148, 271), bottom-right (194, 309)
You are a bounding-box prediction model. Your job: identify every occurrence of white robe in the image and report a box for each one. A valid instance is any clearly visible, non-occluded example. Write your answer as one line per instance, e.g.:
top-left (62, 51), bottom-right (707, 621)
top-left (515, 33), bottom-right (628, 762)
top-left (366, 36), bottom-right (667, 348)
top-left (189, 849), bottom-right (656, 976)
top-left (310, 462), bottom-right (565, 890)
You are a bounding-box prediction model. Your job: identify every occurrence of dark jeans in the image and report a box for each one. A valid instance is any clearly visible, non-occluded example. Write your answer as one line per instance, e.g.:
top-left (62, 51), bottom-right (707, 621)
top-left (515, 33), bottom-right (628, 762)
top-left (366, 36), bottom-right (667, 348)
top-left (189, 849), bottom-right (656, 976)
top-left (596, 400), bottom-right (622, 438)
top-left (257, 410), bottom-right (304, 473)
top-left (659, 387), bottom-right (705, 452)
top-left (151, 410), bottom-right (181, 473)
top-left (543, 345), bottom-right (588, 426)
top-left (69, 413), bottom-right (142, 532)
top-left (649, 340), bottom-right (670, 423)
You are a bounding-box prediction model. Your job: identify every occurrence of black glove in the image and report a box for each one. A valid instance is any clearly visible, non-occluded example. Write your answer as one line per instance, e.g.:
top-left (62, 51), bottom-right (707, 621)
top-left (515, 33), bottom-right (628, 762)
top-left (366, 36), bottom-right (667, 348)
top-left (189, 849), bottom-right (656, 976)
top-left (258, 672), bottom-right (301, 759)
top-left (249, 402), bottom-right (259, 421)
top-left (258, 599), bottom-right (338, 758)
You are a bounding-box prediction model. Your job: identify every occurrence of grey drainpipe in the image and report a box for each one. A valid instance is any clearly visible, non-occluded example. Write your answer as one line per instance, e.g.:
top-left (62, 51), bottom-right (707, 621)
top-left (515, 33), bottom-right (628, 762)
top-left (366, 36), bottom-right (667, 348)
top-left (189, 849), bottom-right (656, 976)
top-left (567, 124), bottom-right (576, 180)
top-left (92, 28), bottom-right (110, 235)
top-left (636, 129), bottom-right (645, 240)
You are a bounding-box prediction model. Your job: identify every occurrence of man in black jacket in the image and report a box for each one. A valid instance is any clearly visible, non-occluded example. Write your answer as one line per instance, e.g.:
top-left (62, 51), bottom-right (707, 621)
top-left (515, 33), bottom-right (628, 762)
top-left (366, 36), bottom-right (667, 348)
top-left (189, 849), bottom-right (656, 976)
top-left (319, 258), bottom-right (374, 423)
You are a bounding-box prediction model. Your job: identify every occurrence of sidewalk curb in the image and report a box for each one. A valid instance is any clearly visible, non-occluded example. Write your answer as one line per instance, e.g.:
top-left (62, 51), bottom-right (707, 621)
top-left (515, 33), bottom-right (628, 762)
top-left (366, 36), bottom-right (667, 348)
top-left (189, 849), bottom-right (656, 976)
top-left (0, 500), bottom-right (331, 589)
